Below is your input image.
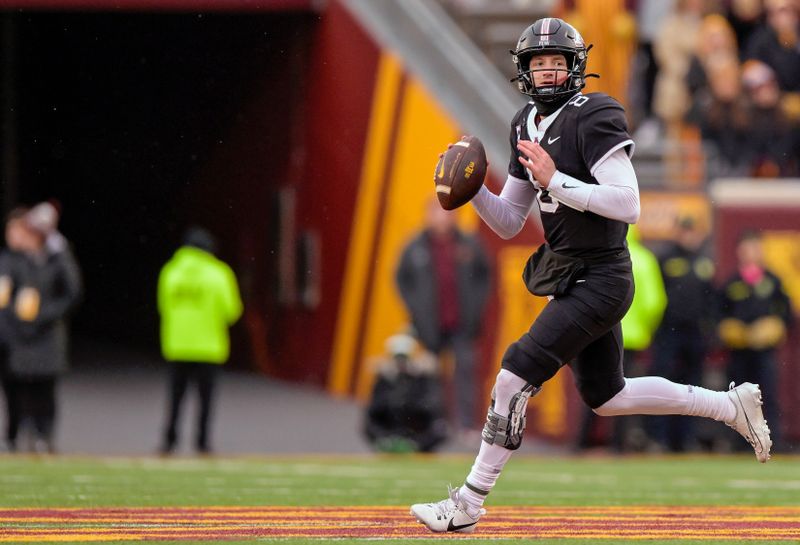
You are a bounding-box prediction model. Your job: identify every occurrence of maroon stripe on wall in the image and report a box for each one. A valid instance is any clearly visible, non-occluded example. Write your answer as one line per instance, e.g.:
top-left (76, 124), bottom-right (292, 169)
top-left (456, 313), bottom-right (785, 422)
top-left (275, 0), bottom-right (379, 384)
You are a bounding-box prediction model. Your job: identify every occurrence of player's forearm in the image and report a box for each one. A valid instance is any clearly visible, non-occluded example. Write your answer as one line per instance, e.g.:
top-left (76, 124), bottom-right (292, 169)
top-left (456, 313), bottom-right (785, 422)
top-left (587, 184), bottom-right (640, 223)
top-left (546, 148), bottom-right (640, 223)
top-left (470, 176), bottom-right (536, 239)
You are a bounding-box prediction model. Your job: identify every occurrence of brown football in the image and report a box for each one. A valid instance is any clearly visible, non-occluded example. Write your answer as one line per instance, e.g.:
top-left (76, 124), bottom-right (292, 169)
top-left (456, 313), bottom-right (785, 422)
top-left (433, 135), bottom-right (487, 210)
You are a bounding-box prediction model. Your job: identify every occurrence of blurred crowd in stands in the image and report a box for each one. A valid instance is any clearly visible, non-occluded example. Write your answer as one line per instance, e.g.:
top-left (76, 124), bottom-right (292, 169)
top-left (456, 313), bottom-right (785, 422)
top-left (637, 0), bottom-right (800, 179)
top-left (446, 0), bottom-right (800, 181)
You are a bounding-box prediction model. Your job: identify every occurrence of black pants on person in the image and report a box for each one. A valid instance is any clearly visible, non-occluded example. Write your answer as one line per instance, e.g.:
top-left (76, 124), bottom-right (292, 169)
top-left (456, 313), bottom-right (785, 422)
top-left (2, 375), bottom-right (21, 449)
top-left (647, 325), bottom-right (706, 451)
top-left (7, 377), bottom-right (57, 451)
top-left (162, 362), bottom-right (219, 453)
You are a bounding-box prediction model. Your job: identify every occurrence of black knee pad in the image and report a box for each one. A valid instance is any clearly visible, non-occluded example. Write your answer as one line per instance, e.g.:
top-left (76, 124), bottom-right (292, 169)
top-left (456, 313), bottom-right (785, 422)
top-left (501, 334), bottom-right (561, 387)
top-left (576, 376), bottom-right (625, 409)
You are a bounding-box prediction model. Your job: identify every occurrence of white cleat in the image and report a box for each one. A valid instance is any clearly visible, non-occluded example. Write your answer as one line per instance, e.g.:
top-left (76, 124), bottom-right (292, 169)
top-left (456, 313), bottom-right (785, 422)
top-left (410, 485), bottom-right (485, 533)
top-left (726, 382), bottom-right (772, 463)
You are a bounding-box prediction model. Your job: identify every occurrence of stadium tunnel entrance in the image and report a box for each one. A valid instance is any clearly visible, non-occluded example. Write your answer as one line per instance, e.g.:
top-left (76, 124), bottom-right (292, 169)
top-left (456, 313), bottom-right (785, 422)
top-left (0, 7), bottom-right (320, 368)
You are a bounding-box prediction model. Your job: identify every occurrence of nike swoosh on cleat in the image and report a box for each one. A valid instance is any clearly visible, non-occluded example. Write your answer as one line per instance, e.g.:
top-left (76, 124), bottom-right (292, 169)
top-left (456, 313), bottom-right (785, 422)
top-left (447, 520), bottom-right (477, 532)
top-left (547, 136), bottom-right (561, 144)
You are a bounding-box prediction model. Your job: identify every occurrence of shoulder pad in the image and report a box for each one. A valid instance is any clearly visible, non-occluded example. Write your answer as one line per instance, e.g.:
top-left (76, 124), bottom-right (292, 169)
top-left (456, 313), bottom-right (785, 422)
top-left (582, 92), bottom-right (624, 108)
top-left (578, 93), bottom-right (627, 126)
top-left (575, 93), bottom-right (625, 117)
top-left (510, 103), bottom-right (534, 127)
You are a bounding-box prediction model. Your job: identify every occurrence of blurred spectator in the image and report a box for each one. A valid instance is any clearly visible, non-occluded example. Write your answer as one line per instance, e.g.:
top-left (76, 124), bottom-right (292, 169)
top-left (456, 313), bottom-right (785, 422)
top-left (2, 202), bottom-right (82, 453)
top-left (575, 227), bottom-right (666, 452)
top-left (686, 14), bottom-right (741, 99)
top-left (718, 230), bottom-right (792, 449)
top-left (652, 0), bottom-right (707, 128)
top-left (648, 216), bottom-right (717, 452)
top-left (395, 200), bottom-right (491, 437)
top-left (744, 0), bottom-right (800, 92)
top-left (629, 0), bottom-right (676, 135)
top-left (363, 333), bottom-right (448, 453)
top-left (158, 227), bottom-right (243, 455)
top-left (725, 0), bottom-right (765, 59)
top-left (741, 60), bottom-right (800, 177)
top-left (0, 207), bottom-right (29, 451)
top-left (686, 55), bottom-right (752, 175)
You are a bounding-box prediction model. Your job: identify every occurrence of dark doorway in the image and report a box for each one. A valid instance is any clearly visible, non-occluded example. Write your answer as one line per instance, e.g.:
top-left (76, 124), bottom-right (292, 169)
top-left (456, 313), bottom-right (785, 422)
top-left (1, 11), bottom-right (315, 361)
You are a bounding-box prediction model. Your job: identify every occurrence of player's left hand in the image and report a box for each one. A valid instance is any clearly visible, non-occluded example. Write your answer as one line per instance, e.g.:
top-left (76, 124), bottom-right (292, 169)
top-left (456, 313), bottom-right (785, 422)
top-left (517, 139), bottom-right (556, 188)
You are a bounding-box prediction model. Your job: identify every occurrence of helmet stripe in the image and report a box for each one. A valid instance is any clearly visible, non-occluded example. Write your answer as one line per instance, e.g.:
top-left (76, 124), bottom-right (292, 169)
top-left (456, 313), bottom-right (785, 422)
top-left (539, 17), bottom-right (551, 45)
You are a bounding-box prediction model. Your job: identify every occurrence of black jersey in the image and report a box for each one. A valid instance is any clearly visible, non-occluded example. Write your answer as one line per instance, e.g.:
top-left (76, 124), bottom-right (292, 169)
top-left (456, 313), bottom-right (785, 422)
top-left (508, 92), bottom-right (634, 261)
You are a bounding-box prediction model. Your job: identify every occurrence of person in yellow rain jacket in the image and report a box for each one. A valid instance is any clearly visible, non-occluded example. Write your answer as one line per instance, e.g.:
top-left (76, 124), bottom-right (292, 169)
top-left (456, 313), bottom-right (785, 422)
top-left (576, 226), bottom-right (666, 451)
top-left (158, 227), bottom-right (242, 454)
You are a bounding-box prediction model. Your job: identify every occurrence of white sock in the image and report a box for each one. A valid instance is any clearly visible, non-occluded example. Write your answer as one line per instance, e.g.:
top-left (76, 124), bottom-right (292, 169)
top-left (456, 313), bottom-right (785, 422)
top-left (460, 442), bottom-right (512, 516)
top-left (459, 369), bottom-right (527, 517)
top-left (686, 384), bottom-right (736, 423)
top-left (594, 377), bottom-right (736, 423)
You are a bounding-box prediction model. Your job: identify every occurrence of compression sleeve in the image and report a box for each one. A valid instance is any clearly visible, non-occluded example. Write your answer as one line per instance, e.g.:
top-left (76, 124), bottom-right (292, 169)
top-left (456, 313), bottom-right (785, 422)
top-left (470, 175), bottom-right (537, 239)
top-left (545, 148), bottom-right (640, 224)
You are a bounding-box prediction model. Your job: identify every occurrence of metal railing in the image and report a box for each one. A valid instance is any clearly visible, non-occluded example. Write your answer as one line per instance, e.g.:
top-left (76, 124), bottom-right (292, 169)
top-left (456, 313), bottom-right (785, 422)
top-left (343, 0), bottom-right (528, 179)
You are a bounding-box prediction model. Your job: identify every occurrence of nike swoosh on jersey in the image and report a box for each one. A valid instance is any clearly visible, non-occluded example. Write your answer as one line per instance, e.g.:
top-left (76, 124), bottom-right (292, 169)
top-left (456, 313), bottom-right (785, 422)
top-left (447, 519), bottom-right (478, 532)
top-left (547, 136), bottom-right (561, 144)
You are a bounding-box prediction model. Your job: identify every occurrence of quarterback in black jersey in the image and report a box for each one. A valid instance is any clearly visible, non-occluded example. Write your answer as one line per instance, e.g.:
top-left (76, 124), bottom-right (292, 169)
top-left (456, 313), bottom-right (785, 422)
top-left (411, 17), bottom-right (772, 534)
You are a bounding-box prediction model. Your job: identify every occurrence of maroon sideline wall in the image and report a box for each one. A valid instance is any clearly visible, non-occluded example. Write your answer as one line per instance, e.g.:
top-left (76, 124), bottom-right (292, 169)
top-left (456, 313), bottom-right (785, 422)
top-left (271, 1), bottom-right (378, 383)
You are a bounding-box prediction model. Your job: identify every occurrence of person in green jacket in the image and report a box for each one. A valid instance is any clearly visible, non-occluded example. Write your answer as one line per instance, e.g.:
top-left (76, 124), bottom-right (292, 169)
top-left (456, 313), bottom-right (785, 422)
top-left (158, 227), bottom-right (243, 454)
top-left (576, 226), bottom-right (667, 451)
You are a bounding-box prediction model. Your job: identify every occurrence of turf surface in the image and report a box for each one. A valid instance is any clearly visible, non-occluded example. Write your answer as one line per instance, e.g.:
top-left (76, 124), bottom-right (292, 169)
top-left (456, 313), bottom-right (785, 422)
top-left (0, 453), bottom-right (798, 544)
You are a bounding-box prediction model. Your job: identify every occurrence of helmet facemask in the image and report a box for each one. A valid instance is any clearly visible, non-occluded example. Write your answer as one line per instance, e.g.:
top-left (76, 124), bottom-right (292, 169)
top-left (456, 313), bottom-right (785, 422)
top-left (512, 48), bottom-right (586, 104)
top-left (509, 18), bottom-right (594, 114)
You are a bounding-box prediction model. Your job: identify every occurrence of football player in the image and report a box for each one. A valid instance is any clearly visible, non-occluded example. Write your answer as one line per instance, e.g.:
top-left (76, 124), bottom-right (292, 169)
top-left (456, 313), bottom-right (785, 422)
top-left (410, 17), bottom-right (772, 534)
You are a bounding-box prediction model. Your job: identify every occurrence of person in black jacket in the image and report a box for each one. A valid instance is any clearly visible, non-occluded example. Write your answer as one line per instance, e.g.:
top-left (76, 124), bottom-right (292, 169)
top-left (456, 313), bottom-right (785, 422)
top-left (0, 208), bottom-right (30, 451)
top-left (648, 216), bottom-right (717, 452)
top-left (395, 200), bottom-right (491, 435)
top-left (3, 202), bottom-right (82, 453)
top-left (744, 0), bottom-right (800, 92)
top-left (718, 230), bottom-right (792, 449)
top-left (364, 334), bottom-right (448, 453)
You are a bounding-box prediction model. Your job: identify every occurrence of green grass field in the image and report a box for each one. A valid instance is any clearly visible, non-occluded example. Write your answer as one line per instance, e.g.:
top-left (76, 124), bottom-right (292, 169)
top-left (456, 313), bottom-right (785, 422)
top-left (1, 453), bottom-right (798, 544)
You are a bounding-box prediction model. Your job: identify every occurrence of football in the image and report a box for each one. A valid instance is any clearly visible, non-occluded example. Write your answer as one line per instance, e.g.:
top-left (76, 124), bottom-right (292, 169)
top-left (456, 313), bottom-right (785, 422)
top-left (433, 135), bottom-right (487, 210)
